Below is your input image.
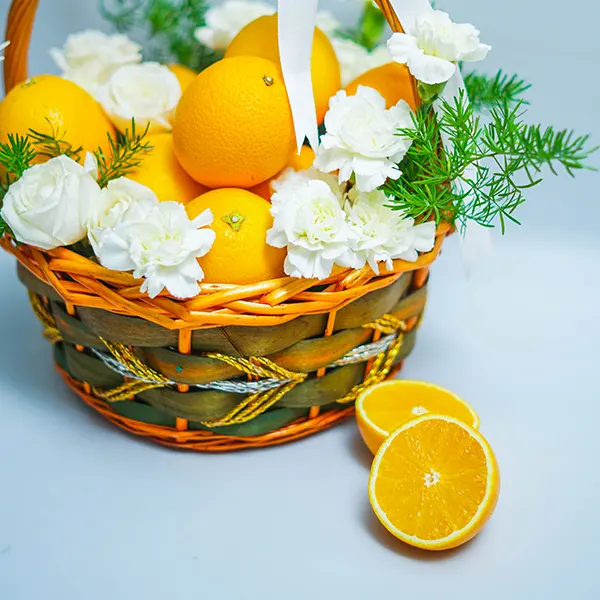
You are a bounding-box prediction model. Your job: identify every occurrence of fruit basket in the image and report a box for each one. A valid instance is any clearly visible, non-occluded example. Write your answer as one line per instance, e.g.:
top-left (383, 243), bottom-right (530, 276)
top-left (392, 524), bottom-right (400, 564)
top-left (1, 0), bottom-right (592, 451)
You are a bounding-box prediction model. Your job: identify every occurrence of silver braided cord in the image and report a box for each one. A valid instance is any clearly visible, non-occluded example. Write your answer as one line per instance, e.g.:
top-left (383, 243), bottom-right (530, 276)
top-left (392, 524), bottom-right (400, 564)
top-left (90, 333), bottom-right (398, 394)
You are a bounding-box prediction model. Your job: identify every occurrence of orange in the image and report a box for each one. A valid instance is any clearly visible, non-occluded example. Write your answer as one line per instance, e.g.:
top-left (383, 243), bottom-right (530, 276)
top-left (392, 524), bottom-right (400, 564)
top-left (289, 145), bottom-right (316, 171)
top-left (345, 63), bottom-right (418, 111)
top-left (185, 188), bottom-right (286, 284)
top-left (356, 380), bottom-right (479, 454)
top-left (0, 75), bottom-right (115, 158)
top-left (173, 56), bottom-right (295, 189)
top-left (168, 64), bottom-right (197, 93)
top-left (127, 133), bottom-right (206, 204)
top-left (225, 15), bottom-right (341, 124)
top-left (369, 415), bottom-right (500, 551)
top-left (249, 145), bottom-right (316, 201)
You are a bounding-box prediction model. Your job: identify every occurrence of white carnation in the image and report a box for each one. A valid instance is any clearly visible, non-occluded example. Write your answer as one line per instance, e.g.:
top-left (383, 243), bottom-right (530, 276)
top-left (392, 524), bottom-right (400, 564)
top-left (194, 1), bottom-right (276, 50)
top-left (330, 38), bottom-right (390, 86)
top-left (343, 189), bottom-right (436, 273)
top-left (314, 86), bottom-right (414, 192)
top-left (1, 154), bottom-right (100, 250)
top-left (388, 9), bottom-right (490, 85)
top-left (98, 62), bottom-right (181, 134)
top-left (94, 197), bottom-right (215, 299)
top-left (267, 178), bottom-right (352, 280)
top-left (50, 30), bottom-right (142, 97)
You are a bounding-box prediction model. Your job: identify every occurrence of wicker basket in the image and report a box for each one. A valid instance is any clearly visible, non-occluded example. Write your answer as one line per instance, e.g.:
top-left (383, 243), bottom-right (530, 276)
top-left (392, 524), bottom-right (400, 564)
top-left (2, 0), bottom-right (451, 451)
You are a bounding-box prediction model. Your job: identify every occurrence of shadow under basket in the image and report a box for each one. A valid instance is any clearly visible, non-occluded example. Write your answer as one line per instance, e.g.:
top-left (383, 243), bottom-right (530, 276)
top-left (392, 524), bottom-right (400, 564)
top-left (3, 222), bottom-right (449, 452)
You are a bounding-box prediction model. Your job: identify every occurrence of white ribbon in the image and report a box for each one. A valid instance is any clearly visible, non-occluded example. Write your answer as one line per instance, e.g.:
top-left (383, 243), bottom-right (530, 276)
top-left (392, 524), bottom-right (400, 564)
top-left (277, 0), bottom-right (319, 152)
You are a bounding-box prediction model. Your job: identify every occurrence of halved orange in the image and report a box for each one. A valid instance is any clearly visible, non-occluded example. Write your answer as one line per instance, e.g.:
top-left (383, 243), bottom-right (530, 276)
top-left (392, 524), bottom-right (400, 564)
top-left (369, 415), bottom-right (500, 551)
top-left (356, 380), bottom-right (479, 454)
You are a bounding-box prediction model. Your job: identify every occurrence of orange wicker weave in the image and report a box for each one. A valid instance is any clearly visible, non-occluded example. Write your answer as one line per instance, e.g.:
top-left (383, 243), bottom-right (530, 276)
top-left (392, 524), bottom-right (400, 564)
top-left (1, 0), bottom-right (451, 451)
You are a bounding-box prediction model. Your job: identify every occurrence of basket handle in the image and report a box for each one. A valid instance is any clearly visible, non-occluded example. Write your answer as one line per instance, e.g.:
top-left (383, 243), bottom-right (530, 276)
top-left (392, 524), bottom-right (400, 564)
top-left (1, 0), bottom-right (403, 93)
top-left (375, 0), bottom-right (404, 32)
top-left (3, 0), bottom-right (38, 91)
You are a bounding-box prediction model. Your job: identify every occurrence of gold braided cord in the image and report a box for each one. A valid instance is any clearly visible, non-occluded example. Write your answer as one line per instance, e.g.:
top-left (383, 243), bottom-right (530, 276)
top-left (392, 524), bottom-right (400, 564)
top-left (92, 380), bottom-right (164, 403)
top-left (99, 338), bottom-right (171, 384)
top-left (363, 314), bottom-right (408, 335)
top-left (337, 333), bottom-right (405, 405)
top-left (28, 292), bottom-right (62, 344)
top-left (201, 377), bottom-right (306, 428)
top-left (203, 352), bottom-right (305, 382)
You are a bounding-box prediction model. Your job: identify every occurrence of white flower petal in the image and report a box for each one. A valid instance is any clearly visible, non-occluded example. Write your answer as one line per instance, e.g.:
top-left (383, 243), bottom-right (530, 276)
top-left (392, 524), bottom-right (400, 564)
top-left (461, 43), bottom-right (492, 63)
top-left (407, 51), bottom-right (456, 85)
top-left (387, 32), bottom-right (420, 65)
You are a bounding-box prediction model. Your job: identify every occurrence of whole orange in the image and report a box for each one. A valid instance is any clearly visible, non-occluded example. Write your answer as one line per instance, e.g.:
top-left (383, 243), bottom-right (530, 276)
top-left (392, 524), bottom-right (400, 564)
top-left (185, 188), bottom-right (286, 285)
top-left (225, 15), bottom-right (341, 124)
top-left (0, 75), bottom-right (115, 157)
top-left (128, 133), bottom-right (206, 204)
top-left (345, 63), bottom-right (418, 111)
top-left (173, 56), bottom-right (295, 189)
top-left (168, 64), bottom-right (198, 93)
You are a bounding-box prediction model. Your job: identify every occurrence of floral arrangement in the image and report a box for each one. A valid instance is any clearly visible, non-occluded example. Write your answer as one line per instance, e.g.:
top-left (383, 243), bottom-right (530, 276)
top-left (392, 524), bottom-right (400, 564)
top-left (0, 0), bottom-right (594, 302)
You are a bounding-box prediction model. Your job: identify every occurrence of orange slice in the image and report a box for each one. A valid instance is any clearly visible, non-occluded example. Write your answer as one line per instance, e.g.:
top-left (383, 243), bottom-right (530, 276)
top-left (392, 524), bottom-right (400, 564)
top-left (356, 380), bottom-right (479, 454)
top-left (369, 415), bottom-right (500, 551)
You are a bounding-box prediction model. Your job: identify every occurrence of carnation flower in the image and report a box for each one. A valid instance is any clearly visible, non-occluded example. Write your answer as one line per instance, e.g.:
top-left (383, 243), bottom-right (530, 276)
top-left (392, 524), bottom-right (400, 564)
top-left (50, 30), bottom-right (142, 97)
top-left (388, 9), bottom-right (490, 85)
top-left (94, 198), bottom-right (216, 299)
top-left (267, 178), bottom-right (352, 279)
top-left (98, 62), bottom-right (181, 134)
top-left (343, 189), bottom-right (436, 273)
top-left (1, 154), bottom-right (100, 250)
top-left (330, 38), bottom-right (390, 86)
top-left (314, 86), bottom-right (414, 192)
top-left (194, 1), bottom-right (276, 50)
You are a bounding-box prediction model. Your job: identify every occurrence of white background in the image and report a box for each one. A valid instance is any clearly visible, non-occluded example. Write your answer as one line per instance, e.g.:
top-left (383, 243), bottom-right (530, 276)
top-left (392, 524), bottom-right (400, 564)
top-left (1, 1), bottom-right (599, 599)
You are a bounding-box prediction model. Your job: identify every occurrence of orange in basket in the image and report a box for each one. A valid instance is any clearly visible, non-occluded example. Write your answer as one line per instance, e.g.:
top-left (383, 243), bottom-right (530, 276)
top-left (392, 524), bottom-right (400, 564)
top-left (172, 56), bottom-right (295, 189)
top-left (0, 74), bottom-right (115, 157)
top-left (186, 188), bottom-right (286, 284)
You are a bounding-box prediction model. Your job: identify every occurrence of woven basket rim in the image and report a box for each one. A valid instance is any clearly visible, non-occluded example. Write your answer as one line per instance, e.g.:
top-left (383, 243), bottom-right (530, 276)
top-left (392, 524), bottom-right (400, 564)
top-left (0, 223), bottom-right (450, 330)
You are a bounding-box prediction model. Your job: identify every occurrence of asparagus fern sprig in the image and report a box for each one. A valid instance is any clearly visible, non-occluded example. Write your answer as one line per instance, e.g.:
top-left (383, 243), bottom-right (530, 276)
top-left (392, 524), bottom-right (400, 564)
top-left (384, 91), bottom-right (597, 231)
top-left (464, 70), bottom-right (531, 112)
top-left (94, 119), bottom-right (152, 188)
top-left (28, 120), bottom-right (84, 163)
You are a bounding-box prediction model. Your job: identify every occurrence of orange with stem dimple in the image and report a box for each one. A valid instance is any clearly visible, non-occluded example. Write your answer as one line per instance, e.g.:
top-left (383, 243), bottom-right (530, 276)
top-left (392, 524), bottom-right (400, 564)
top-left (369, 415), bottom-right (500, 551)
top-left (356, 380), bottom-right (480, 454)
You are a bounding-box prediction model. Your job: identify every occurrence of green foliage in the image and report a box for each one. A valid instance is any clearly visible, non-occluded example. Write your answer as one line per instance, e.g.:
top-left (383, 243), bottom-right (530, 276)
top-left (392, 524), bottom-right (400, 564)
top-left (99, 0), bottom-right (216, 70)
top-left (0, 134), bottom-right (38, 235)
top-left (28, 120), bottom-right (84, 163)
top-left (464, 70), bottom-right (531, 112)
top-left (338, 1), bottom-right (387, 50)
top-left (94, 119), bottom-right (153, 187)
top-left (384, 91), bottom-right (596, 232)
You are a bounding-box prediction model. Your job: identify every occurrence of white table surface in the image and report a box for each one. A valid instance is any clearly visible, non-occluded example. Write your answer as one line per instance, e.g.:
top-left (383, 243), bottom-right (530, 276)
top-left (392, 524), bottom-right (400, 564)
top-left (1, 0), bottom-right (600, 598)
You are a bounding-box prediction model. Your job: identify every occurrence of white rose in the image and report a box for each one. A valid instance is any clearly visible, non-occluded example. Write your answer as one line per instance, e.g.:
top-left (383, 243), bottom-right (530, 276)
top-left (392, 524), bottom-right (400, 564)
top-left (267, 178), bottom-right (353, 279)
top-left (98, 63), bottom-right (181, 134)
top-left (194, 1), bottom-right (276, 50)
top-left (331, 38), bottom-right (390, 86)
top-left (343, 189), bottom-right (436, 273)
top-left (94, 200), bottom-right (216, 299)
top-left (0, 154), bottom-right (101, 250)
top-left (388, 9), bottom-right (491, 85)
top-left (87, 177), bottom-right (159, 259)
top-left (50, 30), bottom-right (142, 97)
top-left (314, 86), bottom-right (414, 192)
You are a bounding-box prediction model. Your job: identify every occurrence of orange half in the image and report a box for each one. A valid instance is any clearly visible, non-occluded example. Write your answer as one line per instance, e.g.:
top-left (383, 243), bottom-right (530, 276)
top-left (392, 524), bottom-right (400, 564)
top-left (356, 380), bottom-right (480, 454)
top-left (369, 414), bottom-right (500, 551)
